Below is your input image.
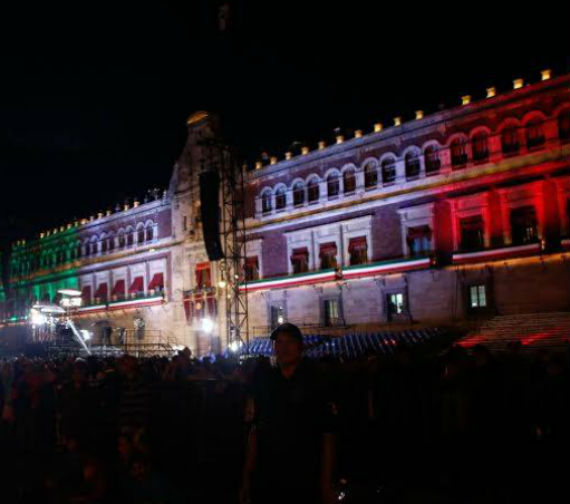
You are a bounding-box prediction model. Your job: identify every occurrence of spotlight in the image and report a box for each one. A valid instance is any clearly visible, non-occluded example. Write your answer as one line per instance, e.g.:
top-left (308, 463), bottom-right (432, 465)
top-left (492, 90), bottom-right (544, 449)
top-left (229, 340), bottom-right (242, 352)
top-left (201, 318), bottom-right (214, 333)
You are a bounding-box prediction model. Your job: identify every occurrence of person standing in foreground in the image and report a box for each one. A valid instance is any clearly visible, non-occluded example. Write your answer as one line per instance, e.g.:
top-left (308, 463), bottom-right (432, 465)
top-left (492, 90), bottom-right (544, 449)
top-left (240, 323), bottom-right (336, 504)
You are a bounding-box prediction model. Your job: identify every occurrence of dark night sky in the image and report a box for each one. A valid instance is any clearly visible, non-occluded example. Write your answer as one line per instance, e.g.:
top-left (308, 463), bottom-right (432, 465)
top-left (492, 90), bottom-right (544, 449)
top-left (0, 0), bottom-right (568, 240)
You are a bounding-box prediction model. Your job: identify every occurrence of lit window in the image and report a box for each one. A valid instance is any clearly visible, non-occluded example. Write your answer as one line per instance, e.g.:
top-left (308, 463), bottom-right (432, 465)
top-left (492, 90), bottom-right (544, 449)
top-left (407, 226), bottom-right (432, 257)
top-left (270, 304), bottom-right (286, 329)
top-left (324, 299), bottom-right (341, 327)
top-left (470, 284), bottom-right (487, 308)
top-left (386, 292), bottom-right (405, 320)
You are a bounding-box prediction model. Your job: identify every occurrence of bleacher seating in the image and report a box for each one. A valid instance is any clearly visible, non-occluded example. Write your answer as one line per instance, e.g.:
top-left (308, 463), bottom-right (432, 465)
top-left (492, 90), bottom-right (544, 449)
top-left (458, 312), bottom-right (570, 350)
top-left (241, 327), bottom-right (443, 359)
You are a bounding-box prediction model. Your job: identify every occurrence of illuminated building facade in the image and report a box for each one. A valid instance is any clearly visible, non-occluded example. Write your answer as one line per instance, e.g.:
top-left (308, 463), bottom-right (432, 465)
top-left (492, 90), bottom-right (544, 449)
top-left (241, 73), bottom-right (570, 337)
top-left (0, 113), bottom-right (228, 355)
top-left (1, 73), bottom-right (569, 353)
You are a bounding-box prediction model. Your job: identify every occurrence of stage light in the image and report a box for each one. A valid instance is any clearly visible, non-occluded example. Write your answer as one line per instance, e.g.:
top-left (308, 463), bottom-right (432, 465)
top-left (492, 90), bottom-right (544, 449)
top-left (30, 309), bottom-right (47, 327)
top-left (201, 317), bottom-right (214, 333)
top-left (217, 280), bottom-right (227, 289)
top-left (229, 340), bottom-right (242, 353)
top-left (80, 330), bottom-right (92, 341)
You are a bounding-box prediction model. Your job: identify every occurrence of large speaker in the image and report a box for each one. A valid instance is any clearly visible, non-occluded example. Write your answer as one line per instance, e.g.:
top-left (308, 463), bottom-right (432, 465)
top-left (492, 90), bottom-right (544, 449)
top-left (199, 171), bottom-right (225, 261)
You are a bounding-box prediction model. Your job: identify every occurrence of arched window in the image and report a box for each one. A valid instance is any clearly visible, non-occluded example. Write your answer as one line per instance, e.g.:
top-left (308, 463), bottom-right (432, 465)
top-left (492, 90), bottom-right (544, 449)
top-left (424, 145), bottom-right (440, 175)
top-left (126, 229), bottom-right (134, 247)
top-left (501, 124), bottom-right (520, 155)
top-left (327, 173), bottom-right (340, 198)
top-left (137, 226), bottom-right (145, 244)
top-left (292, 181), bottom-right (305, 206)
top-left (101, 238), bottom-right (108, 253)
top-left (145, 225), bottom-right (154, 242)
top-left (90, 240), bottom-right (98, 255)
top-left (364, 162), bottom-right (378, 189)
top-left (450, 138), bottom-right (468, 167)
top-left (343, 169), bottom-right (356, 194)
top-left (558, 110), bottom-right (570, 141)
top-left (108, 235), bottom-right (115, 251)
top-left (76, 242), bottom-right (82, 258)
top-left (118, 231), bottom-right (126, 249)
top-left (381, 157), bottom-right (396, 184)
top-left (261, 190), bottom-right (272, 214)
top-left (307, 179), bottom-right (320, 203)
top-left (275, 187), bottom-right (286, 210)
top-left (526, 119), bottom-right (545, 150)
top-left (472, 132), bottom-right (489, 163)
top-left (405, 151), bottom-right (420, 179)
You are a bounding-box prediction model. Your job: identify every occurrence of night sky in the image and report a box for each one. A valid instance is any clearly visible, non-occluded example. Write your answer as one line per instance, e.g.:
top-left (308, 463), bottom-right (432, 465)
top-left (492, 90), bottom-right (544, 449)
top-left (1, 0), bottom-right (568, 241)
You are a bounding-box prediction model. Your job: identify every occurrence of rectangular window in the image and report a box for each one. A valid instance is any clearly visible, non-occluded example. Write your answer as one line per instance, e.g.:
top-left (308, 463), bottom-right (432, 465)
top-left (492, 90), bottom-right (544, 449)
top-left (510, 206), bottom-right (538, 245)
top-left (469, 284), bottom-right (487, 309)
top-left (270, 304), bottom-right (286, 329)
top-left (319, 242), bottom-right (337, 270)
top-left (460, 215), bottom-right (485, 252)
top-left (348, 236), bottom-right (368, 265)
top-left (291, 247), bottom-right (309, 274)
top-left (244, 256), bottom-right (259, 281)
top-left (406, 226), bottom-right (432, 257)
top-left (323, 299), bottom-right (342, 327)
top-left (386, 292), bottom-right (405, 321)
top-left (195, 262), bottom-right (212, 289)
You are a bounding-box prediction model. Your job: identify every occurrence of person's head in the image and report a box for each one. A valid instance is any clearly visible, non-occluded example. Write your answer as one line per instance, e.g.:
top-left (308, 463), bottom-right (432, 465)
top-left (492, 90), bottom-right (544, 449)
top-left (270, 323), bottom-right (303, 368)
top-left (130, 453), bottom-right (151, 481)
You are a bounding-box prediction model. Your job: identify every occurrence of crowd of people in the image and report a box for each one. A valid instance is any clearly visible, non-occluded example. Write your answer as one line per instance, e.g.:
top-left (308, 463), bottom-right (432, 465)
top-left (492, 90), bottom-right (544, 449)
top-left (0, 331), bottom-right (568, 503)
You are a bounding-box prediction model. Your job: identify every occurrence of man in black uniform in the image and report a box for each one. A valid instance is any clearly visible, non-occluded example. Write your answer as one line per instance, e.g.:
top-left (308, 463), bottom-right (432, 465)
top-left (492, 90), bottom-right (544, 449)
top-left (240, 323), bottom-right (336, 504)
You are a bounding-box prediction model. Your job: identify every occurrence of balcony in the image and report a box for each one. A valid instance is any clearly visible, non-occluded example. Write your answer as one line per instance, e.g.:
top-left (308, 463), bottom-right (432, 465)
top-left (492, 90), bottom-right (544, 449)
top-left (452, 242), bottom-right (541, 265)
top-left (79, 291), bottom-right (164, 314)
top-left (239, 256), bottom-right (432, 292)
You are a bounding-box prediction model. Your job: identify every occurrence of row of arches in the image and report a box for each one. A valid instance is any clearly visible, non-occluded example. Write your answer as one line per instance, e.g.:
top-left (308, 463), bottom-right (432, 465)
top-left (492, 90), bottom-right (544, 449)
top-left (11, 221), bottom-right (158, 275)
top-left (259, 108), bottom-right (570, 214)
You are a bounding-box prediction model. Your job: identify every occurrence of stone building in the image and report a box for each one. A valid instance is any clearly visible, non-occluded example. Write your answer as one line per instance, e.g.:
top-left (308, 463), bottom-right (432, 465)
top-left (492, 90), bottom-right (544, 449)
top-left (241, 73), bottom-right (570, 337)
top-left (1, 72), bottom-right (569, 353)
